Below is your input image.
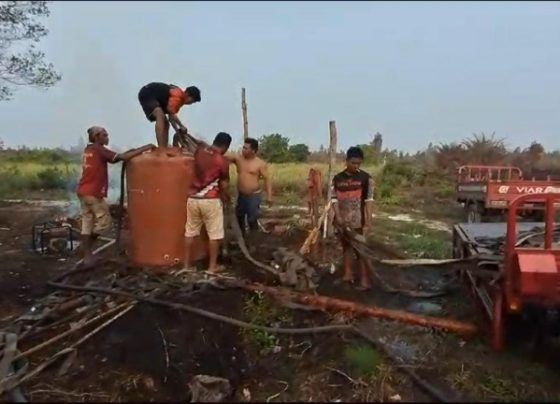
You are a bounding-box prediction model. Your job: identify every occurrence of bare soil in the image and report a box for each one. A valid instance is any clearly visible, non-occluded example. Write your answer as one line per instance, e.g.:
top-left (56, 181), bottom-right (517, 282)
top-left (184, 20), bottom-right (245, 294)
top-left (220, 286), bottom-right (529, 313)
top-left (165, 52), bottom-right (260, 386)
top-left (1, 200), bottom-right (560, 402)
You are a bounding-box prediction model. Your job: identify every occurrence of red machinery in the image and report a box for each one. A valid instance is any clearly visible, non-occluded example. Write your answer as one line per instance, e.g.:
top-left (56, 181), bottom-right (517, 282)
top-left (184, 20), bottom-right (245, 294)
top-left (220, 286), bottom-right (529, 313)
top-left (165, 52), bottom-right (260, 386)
top-left (453, 193), bottom-right (560, 351)
top-left (456, 165), bottom-right (560, 223)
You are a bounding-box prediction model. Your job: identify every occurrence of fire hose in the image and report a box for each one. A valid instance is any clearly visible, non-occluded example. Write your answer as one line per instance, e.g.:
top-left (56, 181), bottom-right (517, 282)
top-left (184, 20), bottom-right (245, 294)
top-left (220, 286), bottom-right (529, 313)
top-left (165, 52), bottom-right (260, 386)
top-left (115, 161), bottom-right (126, 253)
top-left (43, 271), bottom-right (461, 402)
top-left (335, 226), bottom-right (459, 298)
top-left (226, 206), bottom-right (280, 277)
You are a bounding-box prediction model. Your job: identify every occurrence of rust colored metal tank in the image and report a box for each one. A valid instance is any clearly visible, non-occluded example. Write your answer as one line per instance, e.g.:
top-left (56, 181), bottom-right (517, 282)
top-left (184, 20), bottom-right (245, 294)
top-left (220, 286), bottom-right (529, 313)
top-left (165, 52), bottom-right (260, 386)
top-left (126, 147), bottom-right (208, 268)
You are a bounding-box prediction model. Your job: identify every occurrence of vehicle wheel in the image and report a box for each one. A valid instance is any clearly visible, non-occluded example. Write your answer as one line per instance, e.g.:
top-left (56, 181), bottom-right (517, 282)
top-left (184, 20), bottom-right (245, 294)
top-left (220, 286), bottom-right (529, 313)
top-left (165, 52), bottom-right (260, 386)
top-left (466, 203), bottom-right (482, 223)
top-left (491, 289), bottom-right (505, 351)
top-left (532, 210), bottom-right (545, 222)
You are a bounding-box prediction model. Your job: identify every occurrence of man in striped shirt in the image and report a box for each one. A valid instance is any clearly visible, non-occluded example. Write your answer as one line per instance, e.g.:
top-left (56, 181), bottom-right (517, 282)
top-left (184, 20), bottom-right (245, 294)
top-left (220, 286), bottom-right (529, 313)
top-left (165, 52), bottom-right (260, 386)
top-left (183, 132), bottom-right (232, 274)
top-left (331, 146), bottom-right (375, 290)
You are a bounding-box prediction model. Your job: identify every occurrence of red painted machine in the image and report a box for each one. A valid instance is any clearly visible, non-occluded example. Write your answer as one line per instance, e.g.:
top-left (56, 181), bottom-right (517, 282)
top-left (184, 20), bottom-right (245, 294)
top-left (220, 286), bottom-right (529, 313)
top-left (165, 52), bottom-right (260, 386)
top-left (455, 165), bottom-right (560, 223)
top-left (453, 193), bottom-right (560, 351)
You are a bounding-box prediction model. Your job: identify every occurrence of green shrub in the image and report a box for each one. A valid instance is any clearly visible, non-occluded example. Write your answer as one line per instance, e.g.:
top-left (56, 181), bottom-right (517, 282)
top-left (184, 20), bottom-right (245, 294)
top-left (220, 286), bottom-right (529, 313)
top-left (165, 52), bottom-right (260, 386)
top-left (344, 343), bottom-right (381, 377)
top-left (36, 167), bottom-right (67, 189)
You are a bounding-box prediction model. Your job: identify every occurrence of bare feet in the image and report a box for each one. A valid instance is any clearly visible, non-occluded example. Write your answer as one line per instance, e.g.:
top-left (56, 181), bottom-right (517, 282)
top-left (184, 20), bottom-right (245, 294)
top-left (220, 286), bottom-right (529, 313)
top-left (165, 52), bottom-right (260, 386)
top-left (342, 271), bottom-right (354, 283)
top-left (181, 266), bottom-right (198, 273)
top-left (355, 281), bottom-right (372, 291)
top-left (205, 265), bottom-right (226, 275)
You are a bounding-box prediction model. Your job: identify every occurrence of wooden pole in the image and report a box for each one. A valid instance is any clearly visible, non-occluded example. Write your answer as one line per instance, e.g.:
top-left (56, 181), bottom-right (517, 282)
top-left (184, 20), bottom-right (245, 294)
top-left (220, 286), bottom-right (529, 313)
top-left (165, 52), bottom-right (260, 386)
top-left (242, 87), bottom-right (249, 140)
top-left (323, 120), bottom-right (337, 238)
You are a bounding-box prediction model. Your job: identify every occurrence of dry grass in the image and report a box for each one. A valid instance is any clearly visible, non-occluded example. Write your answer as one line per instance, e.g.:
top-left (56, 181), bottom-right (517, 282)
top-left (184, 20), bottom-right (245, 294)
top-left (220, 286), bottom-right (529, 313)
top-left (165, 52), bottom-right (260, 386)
top-left (0, 161), bottom-right (380, 204)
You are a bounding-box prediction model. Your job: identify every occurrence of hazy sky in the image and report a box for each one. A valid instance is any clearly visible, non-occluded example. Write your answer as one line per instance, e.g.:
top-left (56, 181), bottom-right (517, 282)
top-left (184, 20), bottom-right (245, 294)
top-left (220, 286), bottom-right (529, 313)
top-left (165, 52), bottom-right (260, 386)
top-left (1, 1), bottom-right (559, 152)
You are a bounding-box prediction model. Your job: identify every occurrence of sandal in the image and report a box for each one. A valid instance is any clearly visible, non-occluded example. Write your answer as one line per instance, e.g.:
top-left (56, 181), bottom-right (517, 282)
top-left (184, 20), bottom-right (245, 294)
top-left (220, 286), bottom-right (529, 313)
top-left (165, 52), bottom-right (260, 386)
top-left (203, 267), bottom-right (235, 279)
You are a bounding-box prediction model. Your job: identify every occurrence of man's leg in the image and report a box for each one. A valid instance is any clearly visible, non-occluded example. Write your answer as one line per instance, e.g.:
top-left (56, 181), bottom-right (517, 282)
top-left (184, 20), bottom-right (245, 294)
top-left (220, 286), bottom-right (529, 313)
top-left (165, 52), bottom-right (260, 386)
top-left (353, 228), bottom-right (371, 290)
top-left (184, 199), bottom-right (202, 269)
top-left (184, 236), bottom-right (195, 269)
top-left (246, 193), bottom-right (261, 234)
top-left (341, 237), bottom-right (354, 283)
top-left (79, 197), bottom-right (95, 267)
top-left (152, 107), bottom-right (170, 148)
top-left (82, 197), bottom-right (112, 266)
top-left (204, 199), bottom-right (225, 273)
top-left (235, 194), bottom-right (247, 236)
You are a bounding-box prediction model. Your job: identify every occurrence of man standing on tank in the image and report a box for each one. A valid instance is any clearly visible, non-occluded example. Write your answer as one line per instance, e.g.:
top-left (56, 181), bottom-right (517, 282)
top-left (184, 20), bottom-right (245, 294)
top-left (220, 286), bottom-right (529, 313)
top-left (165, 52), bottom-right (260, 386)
top-left (137, 82), bottom-right (201, 148)
top-left (77, 126), bottom-right (155, 268)
top-left (184, 132), bottom-right (232, 274)
top-left (227, 138), bottom-right (272, 240)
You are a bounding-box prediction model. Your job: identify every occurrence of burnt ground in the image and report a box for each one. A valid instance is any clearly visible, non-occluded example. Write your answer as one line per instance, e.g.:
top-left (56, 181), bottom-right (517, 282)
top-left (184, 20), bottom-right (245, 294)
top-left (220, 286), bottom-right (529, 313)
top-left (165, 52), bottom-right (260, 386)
top-left (1, 200), bottom-right (560, 402)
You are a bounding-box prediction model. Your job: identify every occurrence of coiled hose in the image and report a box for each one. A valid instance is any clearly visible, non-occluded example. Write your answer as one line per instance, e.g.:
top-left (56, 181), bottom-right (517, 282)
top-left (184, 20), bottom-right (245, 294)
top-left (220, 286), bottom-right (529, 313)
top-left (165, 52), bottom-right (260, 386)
top-left (115, 162), bottom-right (126, 253)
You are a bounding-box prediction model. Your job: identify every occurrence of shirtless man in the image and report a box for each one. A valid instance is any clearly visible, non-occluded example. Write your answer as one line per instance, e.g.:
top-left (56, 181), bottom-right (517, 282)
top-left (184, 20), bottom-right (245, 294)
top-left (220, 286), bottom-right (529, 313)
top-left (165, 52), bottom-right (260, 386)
top-left (227, 138), bottom-right (272, 237)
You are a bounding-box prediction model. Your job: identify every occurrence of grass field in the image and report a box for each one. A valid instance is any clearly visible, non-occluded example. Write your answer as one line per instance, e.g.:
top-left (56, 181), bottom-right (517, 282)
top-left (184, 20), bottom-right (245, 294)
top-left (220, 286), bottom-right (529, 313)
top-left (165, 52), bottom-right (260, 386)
top-left (0, 160), bottom-right (381, 203)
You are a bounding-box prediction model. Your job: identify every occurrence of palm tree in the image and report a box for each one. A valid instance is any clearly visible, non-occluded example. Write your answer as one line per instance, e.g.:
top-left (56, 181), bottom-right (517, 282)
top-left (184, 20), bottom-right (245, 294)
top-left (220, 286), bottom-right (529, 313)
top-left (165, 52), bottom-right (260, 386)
top-left (461, 132), bottom-right (507, 165)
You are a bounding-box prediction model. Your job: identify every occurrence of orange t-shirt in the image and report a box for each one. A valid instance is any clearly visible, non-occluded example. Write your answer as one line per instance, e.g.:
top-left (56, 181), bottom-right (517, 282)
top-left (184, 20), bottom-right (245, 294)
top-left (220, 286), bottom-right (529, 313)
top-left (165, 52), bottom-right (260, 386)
top-left (76, 144), bottom-right (118, 198)
top-left (167, 86), bottom-right (185, 114)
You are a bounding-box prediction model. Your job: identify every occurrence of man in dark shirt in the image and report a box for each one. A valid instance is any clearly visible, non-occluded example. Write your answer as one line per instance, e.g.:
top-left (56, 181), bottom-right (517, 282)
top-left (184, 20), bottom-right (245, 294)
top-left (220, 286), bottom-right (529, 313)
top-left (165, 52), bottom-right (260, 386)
top-left (77, 126), bottom-right (155, 268)
top-left (184, 132), bottom-right (232, 274)
top-left (138, 82), bottom-right (201, 148)
top-left (331, 146), bottom-right (375, 290)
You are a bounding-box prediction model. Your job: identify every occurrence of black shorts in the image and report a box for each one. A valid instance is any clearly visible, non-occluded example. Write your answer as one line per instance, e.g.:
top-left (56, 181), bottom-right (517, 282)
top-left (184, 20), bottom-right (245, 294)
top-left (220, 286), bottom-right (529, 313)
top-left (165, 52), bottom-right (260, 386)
top-left (138, 86), bottom-right (161, 122)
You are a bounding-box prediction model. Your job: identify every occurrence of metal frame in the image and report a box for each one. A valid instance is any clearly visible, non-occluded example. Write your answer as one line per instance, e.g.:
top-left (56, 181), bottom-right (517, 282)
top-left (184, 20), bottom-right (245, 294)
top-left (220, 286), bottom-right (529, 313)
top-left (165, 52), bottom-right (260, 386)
top-left (454, 194), bottom-right (560, 351)
top-left (457, 165), bottom-right (523, 182)
top-left (32, 222), bottom-right (75, 254)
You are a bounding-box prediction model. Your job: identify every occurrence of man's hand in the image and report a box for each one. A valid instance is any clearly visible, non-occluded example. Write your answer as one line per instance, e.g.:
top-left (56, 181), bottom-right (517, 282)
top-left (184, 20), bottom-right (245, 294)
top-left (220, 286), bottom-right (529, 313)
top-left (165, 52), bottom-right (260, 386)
top-left (335, 215), bottom-right (344, 228)
top-left (222, 195), bottom-right (231, 208)
top-left (363, 221), bottom-right (371, 236)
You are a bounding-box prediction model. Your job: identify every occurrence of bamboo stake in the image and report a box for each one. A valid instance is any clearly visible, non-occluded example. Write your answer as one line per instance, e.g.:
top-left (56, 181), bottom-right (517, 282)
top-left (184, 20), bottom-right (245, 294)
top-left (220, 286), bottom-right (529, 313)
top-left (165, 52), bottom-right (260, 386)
top-left (1, 304), bottom-right (135, 394)
top-left (13, 302), bottom-right (129, 361)
top-left (323, 121), bottom-right (337, 238)
top-left (300, 201), bottom-right (332, 255)
top-left (242, 88), bottom-right (249, 140)
top-left (239, 282), bottom-right (478, 337)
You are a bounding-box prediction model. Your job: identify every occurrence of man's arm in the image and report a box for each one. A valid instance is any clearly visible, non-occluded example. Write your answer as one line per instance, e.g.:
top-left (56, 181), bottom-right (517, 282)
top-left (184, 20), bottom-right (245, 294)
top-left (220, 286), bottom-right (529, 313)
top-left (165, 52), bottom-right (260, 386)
top-left (219, 158), bottom-right (231, 205)
top-left (219, 178), bottom-right (231, 205)
top-left (260, 162), bottom-right (273, 204)
top-left (330, 178), bottom-right (342, 225)
top-left (224, 153), bottom-right (238, 164)
top-left (113, 144), bottom-right (156, 163)
top-left (168, 114), bottom-right (186, 133)
top-left (363, 177), bottom-right (375, 231)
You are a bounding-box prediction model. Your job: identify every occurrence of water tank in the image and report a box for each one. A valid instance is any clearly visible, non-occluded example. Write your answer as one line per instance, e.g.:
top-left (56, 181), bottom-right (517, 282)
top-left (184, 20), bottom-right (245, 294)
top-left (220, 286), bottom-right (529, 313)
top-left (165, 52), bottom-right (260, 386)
top-left (126, 147), bottom-right (208, 268)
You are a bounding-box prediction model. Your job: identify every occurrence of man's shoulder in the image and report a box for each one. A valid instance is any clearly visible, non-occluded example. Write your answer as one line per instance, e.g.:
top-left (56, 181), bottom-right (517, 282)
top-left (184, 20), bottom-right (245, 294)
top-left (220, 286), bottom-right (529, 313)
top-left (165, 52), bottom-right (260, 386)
top-left (255, 156), bottom-right (267, 167)
top-left (86, 143), bottom-right (103, 153)
top-left (169, 85), bottom-right (183, 94)
top-left (333, 171), bottom-right (346, 181)
top-left (358, 169), bottom-right (373, 179)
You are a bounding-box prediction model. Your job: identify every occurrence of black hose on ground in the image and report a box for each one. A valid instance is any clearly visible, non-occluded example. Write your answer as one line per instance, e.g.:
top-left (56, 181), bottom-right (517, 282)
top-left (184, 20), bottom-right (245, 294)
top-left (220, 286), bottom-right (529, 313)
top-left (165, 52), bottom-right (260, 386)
top-left (115, 162), bottom-right (126, 254)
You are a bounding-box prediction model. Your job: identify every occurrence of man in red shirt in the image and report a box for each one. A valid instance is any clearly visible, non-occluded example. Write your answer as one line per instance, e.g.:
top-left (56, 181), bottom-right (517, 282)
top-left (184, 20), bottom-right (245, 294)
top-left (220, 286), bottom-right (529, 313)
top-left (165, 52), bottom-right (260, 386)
top-left (138, 82), bottom-right (201, 148)
top-left (183, 132), bottom-right (232, 274)
top-left (77, 126), bottom-right (155, 268)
